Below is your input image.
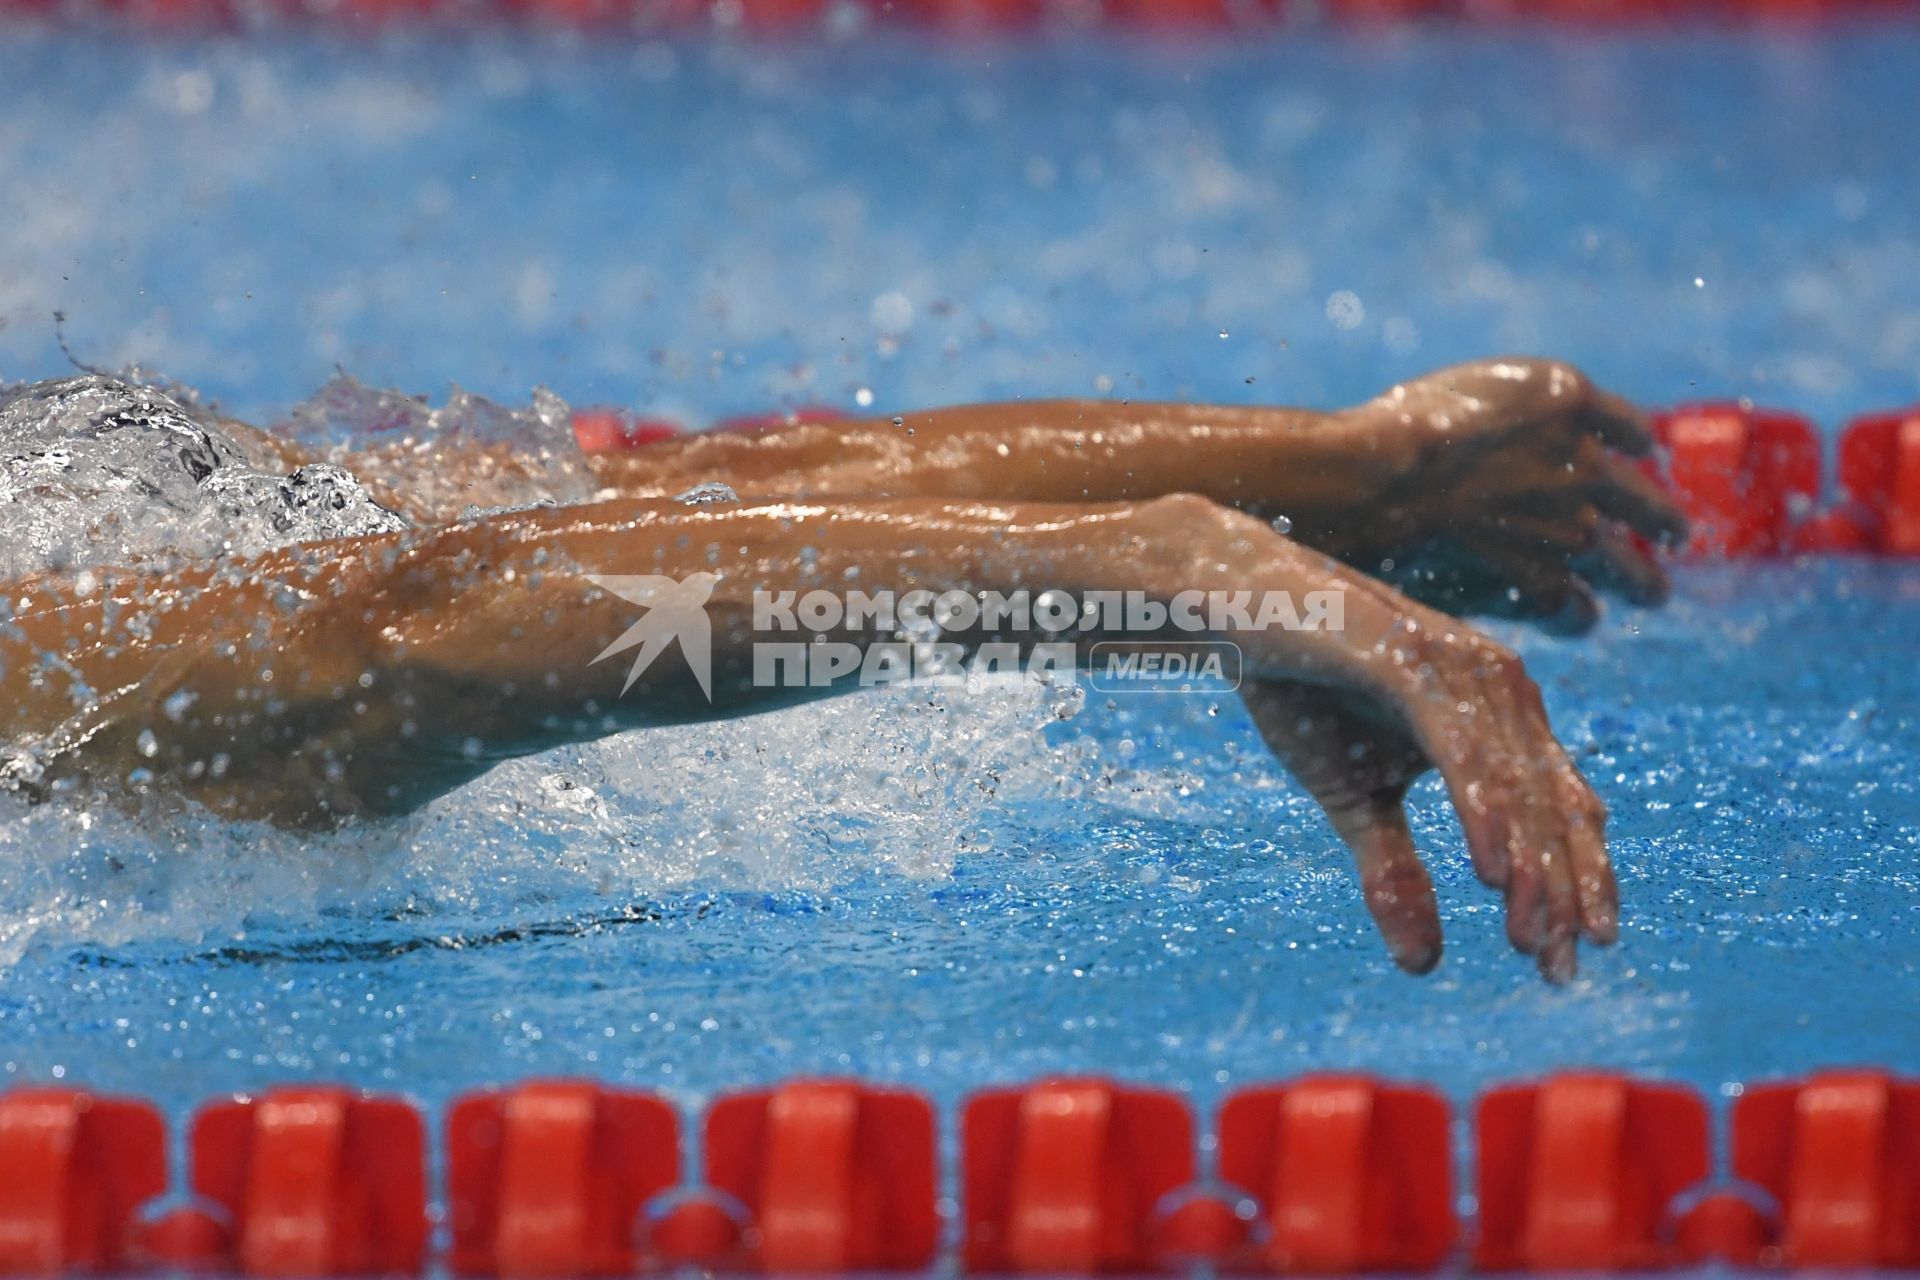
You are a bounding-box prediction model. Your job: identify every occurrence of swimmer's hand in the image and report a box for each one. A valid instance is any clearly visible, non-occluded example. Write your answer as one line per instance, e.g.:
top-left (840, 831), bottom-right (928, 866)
top-left (1239, 578), bottom-right (1617, 982)
top-left (1333, 358), bottom-right (1688, 634)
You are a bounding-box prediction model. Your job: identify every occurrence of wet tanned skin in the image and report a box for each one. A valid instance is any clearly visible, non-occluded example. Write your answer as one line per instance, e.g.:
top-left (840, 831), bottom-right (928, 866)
top-left (0, 358), bottom-right (1685, 982)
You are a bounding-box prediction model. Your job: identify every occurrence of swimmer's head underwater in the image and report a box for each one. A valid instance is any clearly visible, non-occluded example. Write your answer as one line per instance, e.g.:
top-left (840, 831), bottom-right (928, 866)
top-left (0, 358), bottom-right (1685, 982)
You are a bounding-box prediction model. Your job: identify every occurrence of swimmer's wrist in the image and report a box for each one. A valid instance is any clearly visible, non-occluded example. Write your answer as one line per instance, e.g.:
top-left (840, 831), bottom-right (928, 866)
top-left (1326, 400), bottom-right (1425, 488)
top-left (1267, 405), bottom-right (1423, 559)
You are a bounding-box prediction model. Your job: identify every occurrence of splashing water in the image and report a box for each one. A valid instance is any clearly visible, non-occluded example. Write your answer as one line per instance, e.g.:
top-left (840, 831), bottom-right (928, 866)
top-left (282, 372), bottom-right (599, 519)
top-left (284, 370), bottom-right (573, 452)
top-left (0, 671), bottom-right (1132, 968)
top-left (0, 375), bottom-right (409, 578)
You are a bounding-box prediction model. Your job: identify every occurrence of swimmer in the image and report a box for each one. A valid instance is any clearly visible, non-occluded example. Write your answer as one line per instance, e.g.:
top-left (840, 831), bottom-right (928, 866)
top-left (0, 358), bottom-right (1685, 981)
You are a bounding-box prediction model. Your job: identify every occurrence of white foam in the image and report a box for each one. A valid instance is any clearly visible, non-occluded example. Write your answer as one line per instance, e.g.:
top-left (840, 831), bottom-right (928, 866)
top-left (0, 673), bottom-right (1111, 968)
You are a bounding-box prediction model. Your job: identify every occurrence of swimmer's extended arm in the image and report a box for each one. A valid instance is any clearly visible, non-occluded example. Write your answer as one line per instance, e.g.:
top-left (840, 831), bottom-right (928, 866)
top-left (3, 492), bottom-right (1613, 980)
top-left (590, 398), bottom-right (1381, 528)
top-left (590, 357), bottom-right (1687, 633)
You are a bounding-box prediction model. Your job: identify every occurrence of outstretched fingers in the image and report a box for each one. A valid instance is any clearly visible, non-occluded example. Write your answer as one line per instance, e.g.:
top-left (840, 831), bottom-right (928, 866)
top-left (1469, 489), bottom-right (1672, 618)
top-left (1391, 636), bottom-right (1519, 894)
top-left (1513, 733), bottom-right (1616, 980)
top-left (1586, 448), bottom-right (1690, 547)
top-left (1240, 679), bottom-right (1445, 974)
top-left (1554, 747), bottom-right (1619, 944)
top-left (1576, 524), bottom-right (1671, 607)
top-left (1324, 795), bottom-right (1444, 974)
top-left (1575, 386), bottom-right (1657, 458)
top-left (1455, 533), bottom-right (1603, 635)
top-left (1487, 662), bottom-right (1589, 981)
top-left (1399, 630), bottom-right (1617, 982)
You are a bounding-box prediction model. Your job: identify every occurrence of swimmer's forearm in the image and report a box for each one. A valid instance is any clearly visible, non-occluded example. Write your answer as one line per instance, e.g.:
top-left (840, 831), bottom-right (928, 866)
top-left (364, 493), bottom-right (1392, 719)
top-left (6, 495), bottom-right (1389, 825)
top-left (844, 400), bottom-right (1393, 514)
top-left (588, 400), bottom-right (1405, 546)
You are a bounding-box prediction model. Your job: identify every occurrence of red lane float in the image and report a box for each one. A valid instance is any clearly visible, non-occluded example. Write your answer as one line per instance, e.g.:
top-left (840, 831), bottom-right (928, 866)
top-left (1642, 401), bottom-right (1920, 558)
top-left (896, 0), bottom-right (1043, 28)
top-left (119, 0), bottom-right (233, 26)
top-left (1473, 1073), bottom-right (1711, 1270)
top-left (1727, 1070), bottom-right (1920, 1268)
top-left (1653, 404), bottom-right (1820, 557)
top-left (728, 0), bottom-right (830, 28)
top-left (13, 0), bottom-right (1920, 26)
top-left (1834, 409), bottom-right (1920, 555)
top-left (187, 1088), bottom-right (428, 1276)
top-left (446, 1081), bottom-right (679, 1277)
top-left (506, 0), bottom-right (624, 25)
top-left (704, 1080), bottom-right (939, 1272)
top-left (1674, 1189), bottom-right (1774, 1265)
top-left (961, 1080), bottom-right (1193, 1273)
top-left (1460, 0), bottom-right (1664, 22)
top-left (1106, 0), bottom-right (1248, 27)
top-left (10, 1071), bottom-right (1920, 1277)
top-left (1216, 1075), bottom-right (1455, 1272)
top-left (570, 408), bottom-right (683, 453)
top-left (1325, 0), bottom-right (1444, 19)
top-left (0, 1090), bottom-right (166, 1274)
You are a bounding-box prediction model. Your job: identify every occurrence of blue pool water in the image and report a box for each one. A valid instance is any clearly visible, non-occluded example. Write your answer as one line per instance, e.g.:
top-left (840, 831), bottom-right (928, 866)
top-left (2, 24), bottom-right (1919, 425)
top-left (0, 18), bottom-right (1917, 1204)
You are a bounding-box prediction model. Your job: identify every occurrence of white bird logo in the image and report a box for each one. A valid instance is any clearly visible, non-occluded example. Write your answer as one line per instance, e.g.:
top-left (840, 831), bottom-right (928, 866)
top-left (584, 572), bottom-right (719, 699)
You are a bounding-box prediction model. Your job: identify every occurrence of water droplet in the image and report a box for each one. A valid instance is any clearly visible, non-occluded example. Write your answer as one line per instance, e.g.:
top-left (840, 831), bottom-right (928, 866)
top-left (869, 291), bottom-right (914, 333)
top-left (674, 482), bottom-right (739, 507)
top-left (1325, 291), bottom-right (1365, 330)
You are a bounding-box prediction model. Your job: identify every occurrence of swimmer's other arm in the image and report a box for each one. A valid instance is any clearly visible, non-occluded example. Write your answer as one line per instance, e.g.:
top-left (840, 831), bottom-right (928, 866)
top-left (593, 357), bottom-right (1686, 633)
top-left (7, 493), bottom-right (1615, 980)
